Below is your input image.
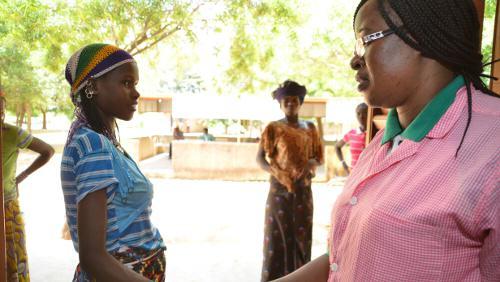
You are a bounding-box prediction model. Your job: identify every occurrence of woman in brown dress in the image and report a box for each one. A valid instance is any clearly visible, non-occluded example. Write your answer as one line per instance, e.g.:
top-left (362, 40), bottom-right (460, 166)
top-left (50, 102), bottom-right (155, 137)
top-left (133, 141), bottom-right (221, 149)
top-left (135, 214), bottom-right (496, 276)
top-left (257, 80), bottom-right (324, 281)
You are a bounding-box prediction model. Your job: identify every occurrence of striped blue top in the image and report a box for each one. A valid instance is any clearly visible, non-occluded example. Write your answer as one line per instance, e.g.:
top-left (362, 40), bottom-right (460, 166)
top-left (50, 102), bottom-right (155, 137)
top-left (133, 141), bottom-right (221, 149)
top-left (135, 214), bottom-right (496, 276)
top-left (61, 126), bottom-right (164, 253)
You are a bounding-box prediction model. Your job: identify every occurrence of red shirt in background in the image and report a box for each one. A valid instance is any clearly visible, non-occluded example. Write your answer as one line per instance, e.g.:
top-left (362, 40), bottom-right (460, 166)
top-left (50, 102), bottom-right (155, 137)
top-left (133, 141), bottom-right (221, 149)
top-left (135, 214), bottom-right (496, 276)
top-left (342, 128), bottom-right (366, 168)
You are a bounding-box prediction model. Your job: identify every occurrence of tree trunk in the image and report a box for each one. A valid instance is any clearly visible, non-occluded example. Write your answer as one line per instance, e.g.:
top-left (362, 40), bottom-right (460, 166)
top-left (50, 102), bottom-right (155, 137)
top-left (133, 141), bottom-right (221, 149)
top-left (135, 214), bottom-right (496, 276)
top-left (26, 103), bottom-right (32, 133)
top-left (42, 110), bottom-right (47, 130)
top-left (17, 103), bottom-right (25, 128)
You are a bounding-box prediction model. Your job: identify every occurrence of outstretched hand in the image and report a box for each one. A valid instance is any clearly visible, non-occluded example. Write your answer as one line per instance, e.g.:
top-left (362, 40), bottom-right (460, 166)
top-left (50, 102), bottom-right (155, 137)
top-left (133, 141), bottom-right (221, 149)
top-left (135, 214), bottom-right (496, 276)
top-left (341, 161), bottom-right (350, 174)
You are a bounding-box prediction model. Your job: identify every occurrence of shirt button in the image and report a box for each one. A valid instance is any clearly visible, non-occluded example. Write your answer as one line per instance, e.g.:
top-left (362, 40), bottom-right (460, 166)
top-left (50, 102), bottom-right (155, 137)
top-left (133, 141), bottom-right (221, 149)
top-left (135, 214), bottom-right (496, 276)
top-left (350, 196), bottom-right (358, 205)
top-left (330, 262), bottom-right (339, 272)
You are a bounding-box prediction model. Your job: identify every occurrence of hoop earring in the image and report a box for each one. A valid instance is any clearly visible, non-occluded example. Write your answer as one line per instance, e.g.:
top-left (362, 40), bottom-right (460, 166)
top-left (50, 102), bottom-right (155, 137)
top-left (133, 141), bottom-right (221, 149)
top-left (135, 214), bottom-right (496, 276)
top-left (85, 87), bottom-right (94, 99)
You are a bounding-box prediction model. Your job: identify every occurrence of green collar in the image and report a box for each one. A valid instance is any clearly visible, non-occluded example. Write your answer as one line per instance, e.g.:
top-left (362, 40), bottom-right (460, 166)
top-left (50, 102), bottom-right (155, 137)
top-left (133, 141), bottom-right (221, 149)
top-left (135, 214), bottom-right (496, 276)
top-left (382, 75), bottom-right (465, 144)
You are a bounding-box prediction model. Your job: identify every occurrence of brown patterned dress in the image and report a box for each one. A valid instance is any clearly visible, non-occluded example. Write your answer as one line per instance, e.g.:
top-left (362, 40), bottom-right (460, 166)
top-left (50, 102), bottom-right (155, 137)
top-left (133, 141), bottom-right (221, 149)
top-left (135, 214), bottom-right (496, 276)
top-left (260, 120), bottom-right (324, 281)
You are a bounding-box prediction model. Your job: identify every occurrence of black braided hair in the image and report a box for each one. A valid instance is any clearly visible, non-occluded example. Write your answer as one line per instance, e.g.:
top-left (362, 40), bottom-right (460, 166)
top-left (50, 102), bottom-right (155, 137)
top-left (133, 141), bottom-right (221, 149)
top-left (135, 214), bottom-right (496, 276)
top-left (272, 80), bottom-right (307, 104)
top-left (353, 0), bottom-right (499, 156)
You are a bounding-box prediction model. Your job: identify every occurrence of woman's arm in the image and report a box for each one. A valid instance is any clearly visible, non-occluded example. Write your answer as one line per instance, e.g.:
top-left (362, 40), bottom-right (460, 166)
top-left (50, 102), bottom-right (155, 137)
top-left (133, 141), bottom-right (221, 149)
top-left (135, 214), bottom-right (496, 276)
top-left (256, 144), bottom-right (271, 173)
top-left (78, 189), bottom-right (149, 282)
top-left (334, 140), bottom-right (349, 174)
top-left (16, 137), bottom-right (55, 185)
top-left (273, 254), bottom-right (330, 282)
top-left (299, 122), bottom-right (325, 179)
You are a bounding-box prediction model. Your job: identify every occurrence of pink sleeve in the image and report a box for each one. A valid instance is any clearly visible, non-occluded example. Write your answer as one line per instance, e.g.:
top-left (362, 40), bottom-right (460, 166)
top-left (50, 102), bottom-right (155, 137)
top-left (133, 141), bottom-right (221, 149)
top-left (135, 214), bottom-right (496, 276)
top-left (343, 129), bottom-right (354, 143)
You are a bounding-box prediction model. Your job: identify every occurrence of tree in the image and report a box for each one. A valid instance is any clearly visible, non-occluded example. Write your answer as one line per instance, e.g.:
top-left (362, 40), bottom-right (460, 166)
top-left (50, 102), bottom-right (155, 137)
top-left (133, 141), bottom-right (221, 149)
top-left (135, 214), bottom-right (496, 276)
top-left (0, 0), bottom-right (50, 130)
top-left (1, 0), bottom-right (497, 131)
top-left (42, 0), bottom-right (217, 71)
top-left (1, 0), bottom-right (221, 128)
top-left (220, 0), bottom-right (302, 94)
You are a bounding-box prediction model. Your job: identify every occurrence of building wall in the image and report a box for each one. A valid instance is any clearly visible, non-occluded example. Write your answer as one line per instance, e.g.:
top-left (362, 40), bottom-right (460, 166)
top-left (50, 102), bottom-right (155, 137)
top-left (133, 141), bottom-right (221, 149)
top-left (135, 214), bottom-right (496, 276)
top-left (171, 141), bottom-right (350, 181)
top-left (171, 140), bottom-right (268, 180)
top-left (122, 136), bottom-right (156, 161)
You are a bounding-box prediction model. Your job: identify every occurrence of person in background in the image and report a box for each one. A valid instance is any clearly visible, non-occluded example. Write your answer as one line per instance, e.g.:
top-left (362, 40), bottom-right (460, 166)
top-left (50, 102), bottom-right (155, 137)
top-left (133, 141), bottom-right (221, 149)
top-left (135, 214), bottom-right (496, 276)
top-left (274, 0), bottom-right (499, 281)
top-left (1, 93), bottom-right (54, 281)
top-left (256, 80), bottom-right (324, 281)
top-left (334, 102), bottom-right (368, 174)
top-left (199, 127), bottom-right (215, 141)
top-left (61, 43), bottom-right (165, 281)
top-left (173, 126), bottom-right (184, 140)
top-left (169, 125), bottom-right (184, 159)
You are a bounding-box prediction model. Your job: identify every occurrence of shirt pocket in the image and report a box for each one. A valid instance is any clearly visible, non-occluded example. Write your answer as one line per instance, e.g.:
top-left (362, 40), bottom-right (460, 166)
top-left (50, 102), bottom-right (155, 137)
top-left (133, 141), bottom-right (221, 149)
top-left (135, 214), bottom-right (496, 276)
top-left (357, 209), bottom-right (443, 281)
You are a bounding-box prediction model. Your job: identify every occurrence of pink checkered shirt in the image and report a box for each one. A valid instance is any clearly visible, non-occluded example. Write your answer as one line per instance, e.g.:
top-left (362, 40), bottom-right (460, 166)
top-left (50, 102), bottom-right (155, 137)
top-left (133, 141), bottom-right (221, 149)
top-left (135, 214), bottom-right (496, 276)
top-left (328, 87), bottom-right (500, 281)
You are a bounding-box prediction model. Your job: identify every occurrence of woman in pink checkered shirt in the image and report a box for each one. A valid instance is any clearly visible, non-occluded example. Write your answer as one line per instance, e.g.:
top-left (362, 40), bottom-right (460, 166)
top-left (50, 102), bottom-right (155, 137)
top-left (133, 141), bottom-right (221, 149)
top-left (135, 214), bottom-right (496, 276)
top-left (275, 0), bottom-right (499, 281)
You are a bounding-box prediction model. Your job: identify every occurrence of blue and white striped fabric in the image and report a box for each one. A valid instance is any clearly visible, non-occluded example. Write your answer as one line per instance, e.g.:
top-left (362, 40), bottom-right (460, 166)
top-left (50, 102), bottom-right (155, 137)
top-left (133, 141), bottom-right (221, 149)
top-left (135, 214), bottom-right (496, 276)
top-left (61, 126), bottom-right (164, 253)
top-left (17, 126), bottom-right (33, 149)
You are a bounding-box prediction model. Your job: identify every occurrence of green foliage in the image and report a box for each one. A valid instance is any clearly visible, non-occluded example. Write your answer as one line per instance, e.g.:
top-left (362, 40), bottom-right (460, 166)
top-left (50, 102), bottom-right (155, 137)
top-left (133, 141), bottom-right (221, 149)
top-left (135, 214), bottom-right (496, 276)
top-left (1, 0), bottom-right (211, 123)
top-left (221, 0), bottom-right (302, 94)
top-left (0, 1), bottom-right (46, 116)
top-left (0, 0), bottom-right (498, 127)
top-left (485, 0), bottom-right (497, 18)
top-left (481, 0), bottom-right (498, 85)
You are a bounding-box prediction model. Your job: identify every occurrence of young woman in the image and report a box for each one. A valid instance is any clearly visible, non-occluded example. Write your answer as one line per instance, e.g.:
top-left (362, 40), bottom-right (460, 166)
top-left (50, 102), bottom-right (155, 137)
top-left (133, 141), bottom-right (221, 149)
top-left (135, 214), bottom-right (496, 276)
top-left (257, 80), bottom-right (324, 281)
top-left (275, 0), bottom-right (499, 281)
top-left (61, 43), bottom-right (165, 281)
top-left (1, 93), bottom-right (54, 281)
top-left (334, 102), bottom-right (368, 173)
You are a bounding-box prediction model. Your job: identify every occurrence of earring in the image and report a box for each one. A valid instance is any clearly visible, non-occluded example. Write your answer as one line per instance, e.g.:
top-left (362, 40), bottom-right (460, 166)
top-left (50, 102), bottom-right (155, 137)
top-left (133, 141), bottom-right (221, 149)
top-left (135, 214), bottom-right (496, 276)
top-left (85, 87), bottom-right (94, 99)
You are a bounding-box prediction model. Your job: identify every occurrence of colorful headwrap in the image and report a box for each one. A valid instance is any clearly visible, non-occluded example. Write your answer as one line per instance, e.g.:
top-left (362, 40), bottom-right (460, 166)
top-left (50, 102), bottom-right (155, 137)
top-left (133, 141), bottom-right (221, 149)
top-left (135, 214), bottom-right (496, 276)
top-left (65, 43), bottom-right (135, 145)
top-left (273, 80), bottom-right (307, 104)
top-left (65, 43), bottom-right (135, 104)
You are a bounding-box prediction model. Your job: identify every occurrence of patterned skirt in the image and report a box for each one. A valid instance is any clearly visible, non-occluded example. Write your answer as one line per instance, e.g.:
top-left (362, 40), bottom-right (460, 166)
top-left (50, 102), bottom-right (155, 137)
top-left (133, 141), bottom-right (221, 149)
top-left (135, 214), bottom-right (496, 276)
top-left (5, 199), bottom-right (30, 282)
top-left (261, 176), bottom-right (313, 281)
top-left (73, 247), bottom-right (166, 281)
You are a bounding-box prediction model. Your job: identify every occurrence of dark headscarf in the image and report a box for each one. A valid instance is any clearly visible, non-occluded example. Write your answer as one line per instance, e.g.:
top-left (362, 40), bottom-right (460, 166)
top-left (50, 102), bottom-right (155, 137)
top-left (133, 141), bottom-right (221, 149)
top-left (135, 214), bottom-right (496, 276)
top-left (272, 80), bottom-right (307, 104)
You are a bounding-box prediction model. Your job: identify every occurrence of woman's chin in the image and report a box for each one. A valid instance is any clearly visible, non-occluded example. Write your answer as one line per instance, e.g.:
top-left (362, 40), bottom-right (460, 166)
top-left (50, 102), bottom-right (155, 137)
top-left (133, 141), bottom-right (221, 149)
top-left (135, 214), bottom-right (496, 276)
top-left (118, 113), bottom-right (135, 121)
top-left (362, 91), bottom-right (382, 108)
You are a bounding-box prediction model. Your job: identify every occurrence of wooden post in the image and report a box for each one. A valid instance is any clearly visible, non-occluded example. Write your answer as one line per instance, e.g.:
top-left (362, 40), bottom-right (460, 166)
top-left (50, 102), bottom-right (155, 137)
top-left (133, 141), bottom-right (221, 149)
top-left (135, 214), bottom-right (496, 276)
top-left (0, 83), bottom-right (7, 281)
top-left (365, 107), bottom-right (374, 146)
top-left (315, 117), bottom-right (324, 142)
top-left (490, 0), bottom-right (500, 94)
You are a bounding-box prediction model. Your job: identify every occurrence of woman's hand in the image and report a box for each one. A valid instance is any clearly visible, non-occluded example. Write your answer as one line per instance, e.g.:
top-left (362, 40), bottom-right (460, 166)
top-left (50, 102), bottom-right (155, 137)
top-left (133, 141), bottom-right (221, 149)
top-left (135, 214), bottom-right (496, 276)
top-left (15, 171), bottom-right (28, 185)
top-left (341, 160), bottom-right (350, 174)
top-left (270, 165), bottom-right (294, 192)
top-left (272, 254), bottom-right (330, 282)
top-left (300, 159), bottom-right (318, 180)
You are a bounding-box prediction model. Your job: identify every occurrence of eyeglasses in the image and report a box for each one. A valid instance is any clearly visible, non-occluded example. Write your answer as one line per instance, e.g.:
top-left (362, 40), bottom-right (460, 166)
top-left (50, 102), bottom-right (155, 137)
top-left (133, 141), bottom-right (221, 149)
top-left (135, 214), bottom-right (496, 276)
top-left (355, 29), bottom-right (395, 57)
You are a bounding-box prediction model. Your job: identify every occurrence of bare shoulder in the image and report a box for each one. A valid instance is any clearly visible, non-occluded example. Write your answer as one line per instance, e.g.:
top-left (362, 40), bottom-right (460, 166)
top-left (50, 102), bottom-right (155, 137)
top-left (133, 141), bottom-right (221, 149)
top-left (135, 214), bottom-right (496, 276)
top-left (303, 120), bottom-right (317, 130)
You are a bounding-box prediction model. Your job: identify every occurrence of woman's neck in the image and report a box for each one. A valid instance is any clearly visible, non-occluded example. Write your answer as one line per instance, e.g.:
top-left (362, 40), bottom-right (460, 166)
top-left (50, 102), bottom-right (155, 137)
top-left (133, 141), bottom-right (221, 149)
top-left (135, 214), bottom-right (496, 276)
top-left (397, 67), bottom-right (455, 128)
top-left (285, 115), bottom-right (299, 125)
top-left (95, 111), bottom-right (117, 142)
top-left (94, 106), bottom-right (115, 133)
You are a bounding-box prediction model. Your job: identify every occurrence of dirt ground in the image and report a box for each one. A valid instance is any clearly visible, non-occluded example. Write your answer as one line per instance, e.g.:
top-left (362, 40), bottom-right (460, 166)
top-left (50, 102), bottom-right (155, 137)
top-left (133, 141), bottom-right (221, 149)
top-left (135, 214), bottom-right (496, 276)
top-left (16, 152), bottom-right (343, 282)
